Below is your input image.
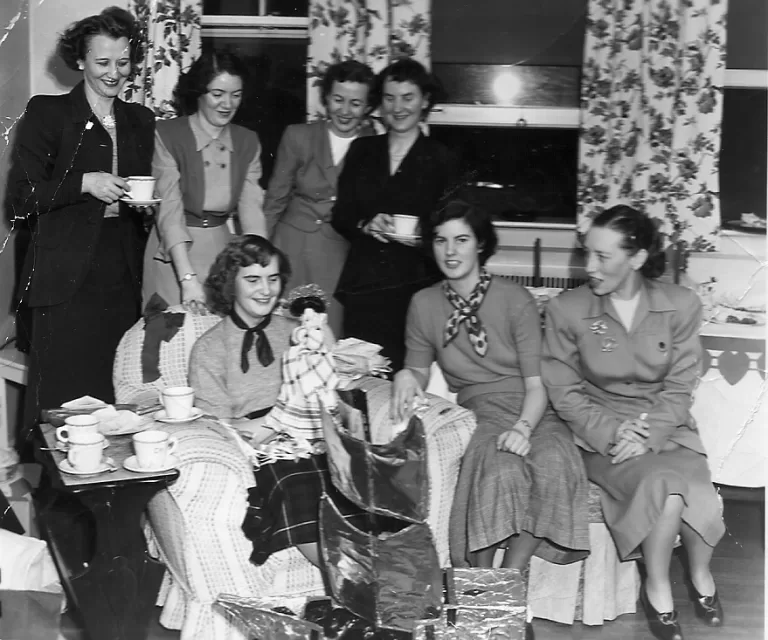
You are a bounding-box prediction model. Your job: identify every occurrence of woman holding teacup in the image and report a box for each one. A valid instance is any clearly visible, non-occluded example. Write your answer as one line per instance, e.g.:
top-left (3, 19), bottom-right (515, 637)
top-left (188, 235), bottom-right (364, 566)
top-left (7, 6), bottom-right (155, 447)
top-left (331, 58), bottom-right (459, 372)
top-left (142, 50), bottom-right (267, 309)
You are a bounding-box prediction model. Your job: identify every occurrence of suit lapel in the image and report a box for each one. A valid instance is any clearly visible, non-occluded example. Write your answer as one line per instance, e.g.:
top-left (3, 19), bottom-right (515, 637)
top-left (313, 121), bottom-right (339, 186)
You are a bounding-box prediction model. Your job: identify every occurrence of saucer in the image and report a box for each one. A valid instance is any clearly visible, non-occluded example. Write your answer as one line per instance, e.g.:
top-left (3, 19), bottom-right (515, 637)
top-left (56, 437), bottom-right (110, 452)
top-left (383, 231), bottom-right (421, 243)
top-left (123, 454), bottom-right (180, 474)
top-left (153, 407), bottom-right (204, 424)
top-left (58, 457), bottom-right (116, 476)
top-left (119, 196), bottom-right (162, 207)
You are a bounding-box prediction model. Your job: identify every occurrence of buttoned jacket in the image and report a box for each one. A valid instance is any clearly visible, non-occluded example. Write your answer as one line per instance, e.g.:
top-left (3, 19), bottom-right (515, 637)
top-left (263, 120), bottom-right (374, 237)
top-left (9, 81), bottom-right (155, 307)
top-left (542, 279), bottom-right (706, 456)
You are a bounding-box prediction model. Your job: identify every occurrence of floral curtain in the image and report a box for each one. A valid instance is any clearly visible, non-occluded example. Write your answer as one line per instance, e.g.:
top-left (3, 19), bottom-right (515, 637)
top-left (124, 0), bottom-right (203, 118)
top-left (578, 0), bottom-right (728, 254)
top-left (306, 0), bottom-right (431, 121)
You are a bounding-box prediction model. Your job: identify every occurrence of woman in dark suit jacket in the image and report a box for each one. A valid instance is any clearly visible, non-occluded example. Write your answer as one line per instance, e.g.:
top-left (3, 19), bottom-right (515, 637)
top-left (8, 7), bottom-right (155, 445)
top-left (265, 60), bottom-right (377, 336)
top-left (331, 59), bottom-right (458, 371)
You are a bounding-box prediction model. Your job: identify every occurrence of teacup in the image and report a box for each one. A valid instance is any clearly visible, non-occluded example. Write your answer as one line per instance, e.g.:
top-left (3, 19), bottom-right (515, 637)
top-left (133, 430), bottom-right (178, 469)
top-left (67, 432), bottom-right (105, 472)
top-left (391, 214), bottom-right (420, 236)
top-left (57, 414), bottom-right (100, 444)
top-left (160, 386), bottom-right (195, 420)
top-left (125, 176), bottom-right (156, 201)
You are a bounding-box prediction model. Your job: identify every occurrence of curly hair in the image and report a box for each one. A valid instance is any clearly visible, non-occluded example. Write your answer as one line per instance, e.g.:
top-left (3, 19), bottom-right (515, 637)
top-left (57, 6), bottom-right (143, 72)
top-left (423, 198), bottom-right (498, 266)
top-left (205, 235), bottom-right (291, 316)
top-left (591, 205), bottom-right (666, 279)
top-left (319, 60), bottom-right (377, 112)
top-left (374, 58), bottom-right (443, 116)
top-left (174, 50), bottom-right (249, 116)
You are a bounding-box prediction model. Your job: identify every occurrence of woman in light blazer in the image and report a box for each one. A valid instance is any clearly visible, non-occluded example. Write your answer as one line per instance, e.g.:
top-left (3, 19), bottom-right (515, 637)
top-left (542, 205), bottom-right (724, 640)
top-left (265, 61), bottom-right (377, 335)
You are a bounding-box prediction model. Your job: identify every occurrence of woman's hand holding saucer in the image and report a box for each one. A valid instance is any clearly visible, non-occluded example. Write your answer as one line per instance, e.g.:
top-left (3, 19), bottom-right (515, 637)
top-left (364, 213), bottom-right (394, 243)
top-left (82, 172), bottom-right (128, 203)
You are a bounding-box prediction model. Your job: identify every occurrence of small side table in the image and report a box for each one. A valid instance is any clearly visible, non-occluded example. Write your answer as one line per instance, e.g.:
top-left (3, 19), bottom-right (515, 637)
top-left (33, 424), bottom-right (179, 640)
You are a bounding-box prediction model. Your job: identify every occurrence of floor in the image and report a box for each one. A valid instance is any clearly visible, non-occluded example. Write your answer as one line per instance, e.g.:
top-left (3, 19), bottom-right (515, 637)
top-left (42, 498), bottom-right (768, 639)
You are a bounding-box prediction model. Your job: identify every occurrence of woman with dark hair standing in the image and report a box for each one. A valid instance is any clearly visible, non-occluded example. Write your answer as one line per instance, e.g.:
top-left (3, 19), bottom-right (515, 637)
top-left (142, 50), bottom-right (266, 308)
top-left (331, 58), bottom-right (458, 371)
top-left (542, 205), bottom-right (725, 640)
top-left (265, 60), bottom-right (377, 336)
top-left (8, 6), bottom-right (154, 438)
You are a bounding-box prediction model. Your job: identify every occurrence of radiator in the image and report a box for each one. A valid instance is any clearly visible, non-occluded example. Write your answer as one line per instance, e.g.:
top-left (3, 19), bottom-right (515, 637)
top-left (492, 273), bottom-right (587, 290)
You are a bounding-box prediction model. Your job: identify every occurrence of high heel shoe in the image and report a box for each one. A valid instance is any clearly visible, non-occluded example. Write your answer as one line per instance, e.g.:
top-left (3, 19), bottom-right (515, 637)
top-left (687, 581), bottom-right (724, 627)
top-left (639, 587), bottom-right (684, 640)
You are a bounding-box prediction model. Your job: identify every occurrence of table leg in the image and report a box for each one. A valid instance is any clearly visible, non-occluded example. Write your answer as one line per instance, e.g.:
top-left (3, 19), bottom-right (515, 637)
top-left (38, 481), bottom-right (171, 640)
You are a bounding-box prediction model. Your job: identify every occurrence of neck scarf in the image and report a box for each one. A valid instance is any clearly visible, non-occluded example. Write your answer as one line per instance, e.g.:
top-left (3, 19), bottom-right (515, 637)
top-left (442, 269), bottom-right (492, 357)
top-left (230, 310), bottom-right (274, 372)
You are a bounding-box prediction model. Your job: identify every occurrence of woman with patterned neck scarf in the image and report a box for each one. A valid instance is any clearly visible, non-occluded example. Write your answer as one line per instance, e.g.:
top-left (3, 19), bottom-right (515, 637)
top-left (392, 201), bottom-right (590, 639)
top-left (188, 235), bottom-right (364, 567)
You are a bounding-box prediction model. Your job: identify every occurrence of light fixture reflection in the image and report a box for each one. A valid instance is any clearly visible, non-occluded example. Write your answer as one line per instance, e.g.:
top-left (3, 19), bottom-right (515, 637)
top-left (493, 70), bottom-right (521, 104)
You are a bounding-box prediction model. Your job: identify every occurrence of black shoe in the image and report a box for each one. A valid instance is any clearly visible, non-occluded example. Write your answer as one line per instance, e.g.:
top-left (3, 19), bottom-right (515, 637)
top-left (640, 587), bottom-right (684, 640)
top-left (687, 582), bottom-right (724, 627)
top-left (525, 621), bottom-right (535, 640)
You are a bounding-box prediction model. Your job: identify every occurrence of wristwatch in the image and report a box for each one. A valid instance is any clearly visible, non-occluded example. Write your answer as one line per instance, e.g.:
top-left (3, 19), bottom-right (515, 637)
top-left (179, 272), bottom-right (197, 283)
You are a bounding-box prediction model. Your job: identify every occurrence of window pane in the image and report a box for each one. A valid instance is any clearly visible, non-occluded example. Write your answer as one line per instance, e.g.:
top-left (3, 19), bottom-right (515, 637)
top-left (202, 37), bottom-right (307, 184)
top-left (203, 0), bottom-right (308, 16)
top-left (720, 88), bottom-right (767, 224)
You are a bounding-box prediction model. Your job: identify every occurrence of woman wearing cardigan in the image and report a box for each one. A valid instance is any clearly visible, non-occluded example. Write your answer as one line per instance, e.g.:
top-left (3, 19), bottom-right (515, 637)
top-left (142, 50), bottom-right (266, 308)
top-left (331, 59), bottom-right (458, 372)
top-left (542, 205), bottom-right (725, 640)
top-left (8, 7), bottom-right (154, 443)
top-left (265, 60), bottom-right (377, 336)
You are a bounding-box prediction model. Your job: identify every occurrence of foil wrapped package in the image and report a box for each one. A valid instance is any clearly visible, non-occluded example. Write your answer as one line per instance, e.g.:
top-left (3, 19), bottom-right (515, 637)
top-left (414, 568), bottom-right (528, 640)
top-left (322, 392), bottom-right (430, 523)
top-left (214, 594), bottom-right (324, 639)
top-left (319, 495), bottom-right (442, 631)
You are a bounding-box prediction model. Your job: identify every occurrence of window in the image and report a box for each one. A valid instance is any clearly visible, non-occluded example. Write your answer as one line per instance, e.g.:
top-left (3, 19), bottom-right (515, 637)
top-left (202, 0), bottom-right (309, 183)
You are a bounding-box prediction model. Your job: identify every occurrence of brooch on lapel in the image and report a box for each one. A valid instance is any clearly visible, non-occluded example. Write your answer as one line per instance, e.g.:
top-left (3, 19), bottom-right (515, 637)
top-left (601, 336), bottom-right (618, 352)
top-left (85, 121), bottom-right (94, 130)
top-left (589, 320), bottom-right (608, 335)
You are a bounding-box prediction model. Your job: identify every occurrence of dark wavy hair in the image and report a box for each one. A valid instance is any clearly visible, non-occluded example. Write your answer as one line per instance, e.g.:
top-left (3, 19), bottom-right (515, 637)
top-left (424, 199), bottom-right (498, 266)
top-left (205, 235), bottom-right (291, 316)
top-left (374, 58), bottom-right (443, 116)
top-left (590, 205), bottom-right (666, 278)
top-left (57, 6), bottom-right (144, 72)
top-left (174, 50), bottom-right (249, 116)
top-left (319, 60), bottom-right (377, 111)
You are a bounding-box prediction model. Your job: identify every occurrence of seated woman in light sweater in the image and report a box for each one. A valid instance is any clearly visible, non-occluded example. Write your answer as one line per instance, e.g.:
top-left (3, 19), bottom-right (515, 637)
top-left (188, 235), bottom-right (364, 566)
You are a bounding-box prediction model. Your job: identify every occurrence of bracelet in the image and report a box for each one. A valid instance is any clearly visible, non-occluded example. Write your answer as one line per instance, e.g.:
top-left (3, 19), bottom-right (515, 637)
top-left (179, 272), bottom-right (197, 284)
top-left (512, 419), bottom-right (532, 437)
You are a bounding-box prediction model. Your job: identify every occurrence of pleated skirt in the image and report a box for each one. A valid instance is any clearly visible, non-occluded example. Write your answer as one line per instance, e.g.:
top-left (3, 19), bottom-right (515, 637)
top-left (583, 446), bottom-right (725, 560)
top-left (449, 391), bottom-right (591, 567)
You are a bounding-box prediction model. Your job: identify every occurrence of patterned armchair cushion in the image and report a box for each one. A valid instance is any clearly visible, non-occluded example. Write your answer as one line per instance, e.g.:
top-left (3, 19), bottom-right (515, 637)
top-left (145, 423), bottom-right (324, 640)
top-left (113, 307), bottom-right (221, 404)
